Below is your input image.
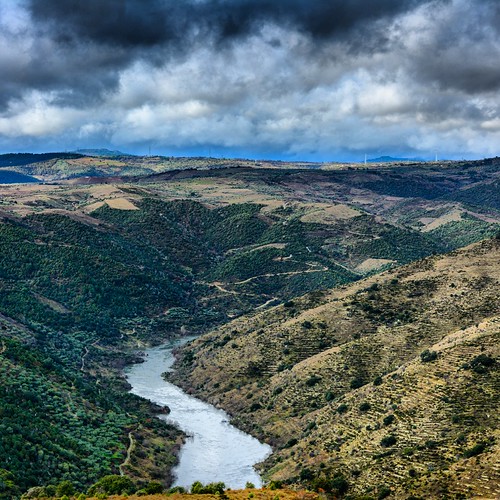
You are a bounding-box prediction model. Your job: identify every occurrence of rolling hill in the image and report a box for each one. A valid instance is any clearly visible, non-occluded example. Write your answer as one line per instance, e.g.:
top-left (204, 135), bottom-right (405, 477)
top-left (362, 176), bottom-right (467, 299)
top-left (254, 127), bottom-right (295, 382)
top-left (0, 157), bottom-right (498, 498)
top-left (171, 236), bottom-right (500, 499)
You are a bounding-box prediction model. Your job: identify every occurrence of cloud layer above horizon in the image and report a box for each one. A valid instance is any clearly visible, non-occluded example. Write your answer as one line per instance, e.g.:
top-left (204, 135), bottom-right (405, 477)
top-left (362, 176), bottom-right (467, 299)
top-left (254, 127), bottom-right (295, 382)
top-left (1, 0), bottom-right (499, 160)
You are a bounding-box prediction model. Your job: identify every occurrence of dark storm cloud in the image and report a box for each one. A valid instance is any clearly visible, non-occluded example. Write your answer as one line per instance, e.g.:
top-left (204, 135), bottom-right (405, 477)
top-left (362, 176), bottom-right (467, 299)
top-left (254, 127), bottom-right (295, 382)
top-left (2, 0), bottom-right (428, 109)
top-left (406, 0), bottom-right (500, 94)
top-left (2, 0), bottom-right (500, 159)
top-left (29, 0), bottom-right (426, 48)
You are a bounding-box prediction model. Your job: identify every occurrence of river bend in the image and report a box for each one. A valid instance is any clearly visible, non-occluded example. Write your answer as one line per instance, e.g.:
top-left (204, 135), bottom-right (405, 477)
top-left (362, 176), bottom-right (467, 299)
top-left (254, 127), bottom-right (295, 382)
top-left (125, 340), bottom-right (271, 489)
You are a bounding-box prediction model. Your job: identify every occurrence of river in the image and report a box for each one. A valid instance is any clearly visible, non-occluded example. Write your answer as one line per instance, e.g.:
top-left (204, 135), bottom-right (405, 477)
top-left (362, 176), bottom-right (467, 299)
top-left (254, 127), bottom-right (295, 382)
top-left (124, 338), bottom-right (272, 489)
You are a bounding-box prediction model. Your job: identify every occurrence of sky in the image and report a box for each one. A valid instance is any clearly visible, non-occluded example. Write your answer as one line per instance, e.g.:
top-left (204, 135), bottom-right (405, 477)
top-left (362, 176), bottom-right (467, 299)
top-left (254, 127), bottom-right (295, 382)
top-left (0, 0), bottom-right (499, 161)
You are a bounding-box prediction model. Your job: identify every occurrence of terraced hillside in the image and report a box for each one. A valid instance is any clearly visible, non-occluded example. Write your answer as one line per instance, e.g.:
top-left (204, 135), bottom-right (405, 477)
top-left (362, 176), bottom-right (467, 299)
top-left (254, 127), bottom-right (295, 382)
top-left (0, 157), bottom-right (498, 497)
top-left (171, 237), bottom-right (500, 499)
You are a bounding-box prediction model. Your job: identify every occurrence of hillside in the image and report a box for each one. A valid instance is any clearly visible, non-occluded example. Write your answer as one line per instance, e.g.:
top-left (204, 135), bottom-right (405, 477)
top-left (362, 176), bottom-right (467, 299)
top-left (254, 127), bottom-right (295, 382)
top-left (171, 237), bottom-right (500, 499)
top-left (0, 158), bottom-right (498, 497)
top-left (0, 313), bottom-right (182, 498)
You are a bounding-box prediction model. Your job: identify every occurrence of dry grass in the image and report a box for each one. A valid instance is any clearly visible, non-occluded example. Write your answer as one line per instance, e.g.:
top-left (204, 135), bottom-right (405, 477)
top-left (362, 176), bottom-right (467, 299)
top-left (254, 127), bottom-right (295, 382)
top-left (172, 238), bottom-right (500, 499)
top-left (105, 198), bottom-right (140, 210)
top-left (420, 209), bottom-right (463, 232)
top-left (355, 258), bottom-right (395, 273)
top-left (299, 203), bottom-right (361, 224)
top-left (86, 489), bottom-right (318, 500)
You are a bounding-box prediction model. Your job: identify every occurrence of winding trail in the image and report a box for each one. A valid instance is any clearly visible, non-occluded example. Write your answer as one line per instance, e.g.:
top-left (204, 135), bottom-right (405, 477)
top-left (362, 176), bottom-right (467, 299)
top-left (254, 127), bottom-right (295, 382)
top-left (80, 340), bottom-right (99, 372)
top-left (119, 431), bottom-right (136, 476)
top-left (230, 264), bottom-right (330, 286)
top-left (204, 263), bottom-right (331, 310)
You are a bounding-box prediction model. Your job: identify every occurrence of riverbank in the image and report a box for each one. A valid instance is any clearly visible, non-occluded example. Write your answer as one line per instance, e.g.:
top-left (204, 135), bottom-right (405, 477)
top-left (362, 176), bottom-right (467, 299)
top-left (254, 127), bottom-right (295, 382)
top-left (125, 340), bottom-right (272, 489)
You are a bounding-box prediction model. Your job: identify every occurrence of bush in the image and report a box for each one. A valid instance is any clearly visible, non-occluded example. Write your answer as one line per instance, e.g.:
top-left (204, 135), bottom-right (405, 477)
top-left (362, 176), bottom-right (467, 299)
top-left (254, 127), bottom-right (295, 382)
top-left (373, 376), bottom-right (383, 386)
top-left (325, 391), bottom-right (335, 402)
top-left (420, 350), bottom-right (438, 363)
top-left (337, 404), bottom-right (348, 414)
top-left (144, 481), bottom-right (164, 494)
top-left (359, 402), bottom-right (371, 412)
top-left (378, 485), bottom-right (392, 499)
top-left (268, 480), bottom-right (282, 490)
top-left (88, 475), bottom-right (136, 496)
top-left (380, 435), bottom-right (397, 448)
top-left (464, 442), bottom-right (486, 458)
top-left (284, 438), bottom-right (298, 448)
top-left (300, 468), bottom-right (313, 481)
top-left (350, 377), bottom-right (365, 389)
top-left (383, 414), bottom-right (395, 426)
top-left (245, 482), bottom-right (255, 489)
top-left (191, 481), bottom-right (226, 494)
top-left (305, 375), bottom-right (322, 387)
top-left (168, 486), bottom-right (186, 494)
top-left (56, 481), bottom-right (75, 497)
top-left (330, 475), bottom-right (349, 495)
top-left (469, 354), bottom-right (495, 373)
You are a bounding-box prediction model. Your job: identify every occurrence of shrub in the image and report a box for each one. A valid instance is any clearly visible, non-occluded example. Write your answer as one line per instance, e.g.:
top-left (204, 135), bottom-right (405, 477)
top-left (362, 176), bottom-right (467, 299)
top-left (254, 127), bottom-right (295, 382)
top-left (373, 376), bottom-right (383, 386)
top-left (377, 485), bottom-right (392, 499)
top-left (168, 486), bottom-right (186, 494)
top-left (350, 377), bottom-right (365, 389)
top-left (469, 354), bottom-right (495, 373)
top-left (191, 481), bottom-right (226, 494)
top-left (464, 442), bottom-right (486, 458)
top-left (383, 414), bottom-right (395, 426)
top-left (268, 480), bottom-right (282, 490)
top-left (325, 391), bottom-right (335, 402)
top-left (300, 468), bottom-right (313, 481)
top-left (380, 435), bottom-right (397, 447)
top-left (56, 481), bottom-right (75, 497)
top-left (330, 475), bottom-right (349, 495)
top-left (359, 402), bottom-right (371, 412)
top-left (284, 438), bottom-right (298, 448)
top-left (245, 482), bottom-right (255, 489)
top-left (305, 375), bottom-right (322, 387)
top-left (144, 481), bottom-right (164, 494)
top-left (337, 404), bottom-right (348, 414)
top-left (87, 475), bottom-right (136, 496)
top-left (305, 421), bottom-right (317, 431)
top-left (420, 350), bottom-right (438, 363)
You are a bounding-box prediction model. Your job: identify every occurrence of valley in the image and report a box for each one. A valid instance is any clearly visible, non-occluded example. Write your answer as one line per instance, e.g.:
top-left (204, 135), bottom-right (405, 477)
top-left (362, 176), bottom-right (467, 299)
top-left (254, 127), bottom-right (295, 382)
top-left (0, 153), bottom-right (498, 499)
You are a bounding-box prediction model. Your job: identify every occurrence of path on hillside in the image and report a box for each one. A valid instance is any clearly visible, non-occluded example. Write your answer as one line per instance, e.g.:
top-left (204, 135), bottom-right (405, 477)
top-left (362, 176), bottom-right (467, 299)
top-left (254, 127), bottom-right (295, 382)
top-left (119, 431), bottom-right (136, 476)
top-left (230, 263), bottom-right (330, 285)
top-left (80, 340), bottom-right (99, 372)
top-left (203, 263), bottom-right (330, 311)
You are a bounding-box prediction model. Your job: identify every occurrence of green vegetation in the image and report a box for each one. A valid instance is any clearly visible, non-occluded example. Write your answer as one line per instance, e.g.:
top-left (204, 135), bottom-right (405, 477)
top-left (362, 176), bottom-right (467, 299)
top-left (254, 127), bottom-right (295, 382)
top-left (0, 321), bottom-right (180, 495)
top-left (0, 156), bottom-right (499, 498)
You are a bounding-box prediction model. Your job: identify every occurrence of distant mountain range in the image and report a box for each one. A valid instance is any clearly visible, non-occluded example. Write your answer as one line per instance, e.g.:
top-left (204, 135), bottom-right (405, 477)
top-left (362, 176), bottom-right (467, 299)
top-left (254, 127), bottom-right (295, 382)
top-left (368, 155), bottom-right (427, 163)
top-left (74, 148), bottom-right (133, 157)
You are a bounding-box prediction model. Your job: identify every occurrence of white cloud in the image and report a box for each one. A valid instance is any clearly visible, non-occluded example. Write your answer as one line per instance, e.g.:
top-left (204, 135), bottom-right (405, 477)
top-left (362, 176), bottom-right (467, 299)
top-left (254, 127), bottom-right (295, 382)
top-left (0, 0), bottom-right (499, 160)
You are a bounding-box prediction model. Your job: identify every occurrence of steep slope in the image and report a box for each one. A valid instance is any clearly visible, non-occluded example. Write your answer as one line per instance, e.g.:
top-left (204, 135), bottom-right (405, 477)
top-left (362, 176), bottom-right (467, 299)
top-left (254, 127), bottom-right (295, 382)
top-left (0, 314), bottom-right (182, 497)
top-left (171, 237), bottom-right (500, 498)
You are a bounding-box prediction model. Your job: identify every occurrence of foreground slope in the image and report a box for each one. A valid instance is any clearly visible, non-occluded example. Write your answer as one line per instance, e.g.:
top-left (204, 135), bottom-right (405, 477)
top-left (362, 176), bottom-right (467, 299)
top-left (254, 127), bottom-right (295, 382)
top-left (172, 237), bottom-right (500, 499)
